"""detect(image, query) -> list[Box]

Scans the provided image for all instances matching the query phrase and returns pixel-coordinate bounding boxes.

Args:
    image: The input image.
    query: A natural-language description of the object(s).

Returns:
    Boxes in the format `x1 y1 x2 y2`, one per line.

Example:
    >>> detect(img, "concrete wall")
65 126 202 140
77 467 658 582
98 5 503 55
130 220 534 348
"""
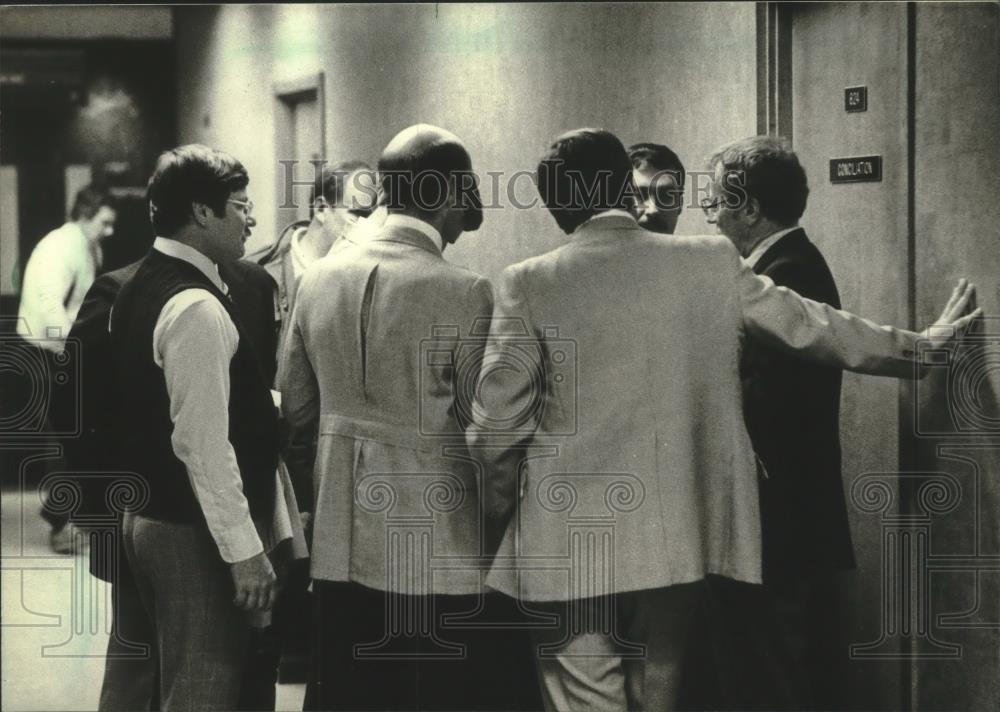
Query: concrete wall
791 5 910 707
790 3 1000 709
912 3 1000 711
174 3 757 282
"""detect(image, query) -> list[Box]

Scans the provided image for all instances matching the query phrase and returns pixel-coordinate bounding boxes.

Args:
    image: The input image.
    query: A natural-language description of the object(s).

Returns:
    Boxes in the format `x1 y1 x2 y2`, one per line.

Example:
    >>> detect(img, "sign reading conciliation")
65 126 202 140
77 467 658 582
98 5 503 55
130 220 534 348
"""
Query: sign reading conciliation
829 155 883 184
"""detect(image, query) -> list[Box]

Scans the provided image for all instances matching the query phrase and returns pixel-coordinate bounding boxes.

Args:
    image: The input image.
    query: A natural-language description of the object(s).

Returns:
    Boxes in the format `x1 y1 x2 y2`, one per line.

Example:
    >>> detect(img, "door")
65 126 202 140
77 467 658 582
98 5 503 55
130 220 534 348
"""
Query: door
273 73 325 235
773 3 1000 709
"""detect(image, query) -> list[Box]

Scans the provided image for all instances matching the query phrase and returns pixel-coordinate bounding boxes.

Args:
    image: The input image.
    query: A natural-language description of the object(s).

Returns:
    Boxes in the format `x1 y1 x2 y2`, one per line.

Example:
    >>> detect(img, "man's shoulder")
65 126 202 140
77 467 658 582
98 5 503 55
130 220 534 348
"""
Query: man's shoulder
86 261 142 305
663 232 734 253
225 257 276 288
435 256 489 288
244 220 307 267
758 230 840 304
30 222 81 256
758 229 833 274
101 261 143 288
505 231 733 280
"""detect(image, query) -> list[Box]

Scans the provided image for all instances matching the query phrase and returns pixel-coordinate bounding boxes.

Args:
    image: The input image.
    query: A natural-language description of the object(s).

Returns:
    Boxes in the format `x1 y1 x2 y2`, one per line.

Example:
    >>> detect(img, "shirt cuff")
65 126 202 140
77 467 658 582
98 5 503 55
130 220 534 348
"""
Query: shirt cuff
210 516 265 564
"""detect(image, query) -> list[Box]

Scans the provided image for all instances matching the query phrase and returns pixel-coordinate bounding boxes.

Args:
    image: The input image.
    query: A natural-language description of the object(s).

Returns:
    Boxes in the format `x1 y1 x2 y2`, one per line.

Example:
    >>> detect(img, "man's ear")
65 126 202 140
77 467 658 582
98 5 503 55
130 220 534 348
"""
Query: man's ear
313 196 330 220
743 196 763 226
452 172 483 231
191 201 212 227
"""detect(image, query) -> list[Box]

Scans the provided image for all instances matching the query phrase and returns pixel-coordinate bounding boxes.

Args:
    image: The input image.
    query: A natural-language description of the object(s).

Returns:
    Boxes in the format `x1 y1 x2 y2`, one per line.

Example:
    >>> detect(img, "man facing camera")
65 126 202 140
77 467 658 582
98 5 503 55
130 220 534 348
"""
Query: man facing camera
467 127 979 711
110 144 302 709
628 142 685 234
247 159 376 347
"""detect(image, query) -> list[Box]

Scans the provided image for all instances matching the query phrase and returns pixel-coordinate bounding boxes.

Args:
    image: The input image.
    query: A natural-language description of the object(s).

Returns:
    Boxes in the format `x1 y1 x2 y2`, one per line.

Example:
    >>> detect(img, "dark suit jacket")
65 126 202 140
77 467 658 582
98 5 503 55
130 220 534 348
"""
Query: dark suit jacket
58 255 280 582
245 221 317 511
741 228 855 582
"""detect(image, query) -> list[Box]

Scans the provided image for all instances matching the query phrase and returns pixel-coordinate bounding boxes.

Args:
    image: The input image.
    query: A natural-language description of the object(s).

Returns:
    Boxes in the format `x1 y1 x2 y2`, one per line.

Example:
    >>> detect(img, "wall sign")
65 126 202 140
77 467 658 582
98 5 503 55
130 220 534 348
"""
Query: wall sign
830 156 883 183
845 86 868 113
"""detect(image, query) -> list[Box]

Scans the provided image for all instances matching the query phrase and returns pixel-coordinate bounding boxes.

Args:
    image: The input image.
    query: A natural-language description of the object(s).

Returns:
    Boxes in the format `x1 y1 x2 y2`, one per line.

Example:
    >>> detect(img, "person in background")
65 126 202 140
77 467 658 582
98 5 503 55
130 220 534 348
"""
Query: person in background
16 184 116 553
247 160 376 346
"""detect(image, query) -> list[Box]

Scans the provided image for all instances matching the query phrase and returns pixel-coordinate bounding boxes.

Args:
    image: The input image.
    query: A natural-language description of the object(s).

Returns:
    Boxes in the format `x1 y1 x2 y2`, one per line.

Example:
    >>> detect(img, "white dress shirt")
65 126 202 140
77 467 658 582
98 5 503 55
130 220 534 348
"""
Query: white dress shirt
383 213 444 251
17 222 102 350
745 226 801 269
288 226 312 280
339 205 388 248
150 237 305 564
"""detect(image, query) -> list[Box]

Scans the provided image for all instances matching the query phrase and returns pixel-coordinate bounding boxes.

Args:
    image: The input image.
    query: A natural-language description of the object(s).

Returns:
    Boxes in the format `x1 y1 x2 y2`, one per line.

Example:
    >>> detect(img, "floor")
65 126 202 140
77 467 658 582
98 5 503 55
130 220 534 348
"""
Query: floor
0 487 306 711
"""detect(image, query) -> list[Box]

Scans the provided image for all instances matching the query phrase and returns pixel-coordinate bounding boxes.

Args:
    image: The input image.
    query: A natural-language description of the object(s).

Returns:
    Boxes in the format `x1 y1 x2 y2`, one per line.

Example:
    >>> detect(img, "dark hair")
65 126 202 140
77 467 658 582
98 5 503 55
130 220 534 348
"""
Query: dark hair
70 185 115 221
707 136 808 225
146 144 249 236
628 142 686 189
310 159 373 217
536 128 633 234
378 138 478 226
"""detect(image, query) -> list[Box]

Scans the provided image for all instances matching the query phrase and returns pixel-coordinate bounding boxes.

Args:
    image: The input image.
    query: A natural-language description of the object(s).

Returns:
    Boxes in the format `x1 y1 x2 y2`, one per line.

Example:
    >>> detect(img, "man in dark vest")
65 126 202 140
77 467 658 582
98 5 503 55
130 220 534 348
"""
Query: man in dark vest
110 144 300 709
59 251 288 710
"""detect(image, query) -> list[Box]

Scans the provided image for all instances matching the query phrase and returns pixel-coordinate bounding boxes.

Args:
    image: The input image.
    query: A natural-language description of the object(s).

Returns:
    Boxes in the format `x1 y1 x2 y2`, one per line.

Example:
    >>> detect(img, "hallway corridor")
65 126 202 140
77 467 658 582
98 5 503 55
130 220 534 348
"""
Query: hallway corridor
0 487 306 711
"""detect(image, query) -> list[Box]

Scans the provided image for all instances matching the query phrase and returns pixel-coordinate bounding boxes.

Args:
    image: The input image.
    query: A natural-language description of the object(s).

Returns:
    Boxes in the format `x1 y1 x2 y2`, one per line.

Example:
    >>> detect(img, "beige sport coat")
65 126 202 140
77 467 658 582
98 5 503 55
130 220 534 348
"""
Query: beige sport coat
468 214 920 601
280 222 493 595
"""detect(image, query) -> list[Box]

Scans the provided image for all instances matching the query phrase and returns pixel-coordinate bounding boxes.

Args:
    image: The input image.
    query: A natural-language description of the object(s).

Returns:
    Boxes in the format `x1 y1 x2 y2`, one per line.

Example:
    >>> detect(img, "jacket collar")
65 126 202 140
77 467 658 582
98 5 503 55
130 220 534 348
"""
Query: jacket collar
571 211 642 244
373 222 443 257
752 227 808 271
249 219 306 260
152 237 226 292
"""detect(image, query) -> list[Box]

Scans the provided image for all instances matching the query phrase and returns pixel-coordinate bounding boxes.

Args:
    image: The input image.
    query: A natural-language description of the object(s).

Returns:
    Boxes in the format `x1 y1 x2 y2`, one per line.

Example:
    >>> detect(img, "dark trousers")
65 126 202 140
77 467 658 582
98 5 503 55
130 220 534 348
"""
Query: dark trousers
6 338 72 530
305 581 544 711
678 573 849 711
99 571 159 711
271 556 312 682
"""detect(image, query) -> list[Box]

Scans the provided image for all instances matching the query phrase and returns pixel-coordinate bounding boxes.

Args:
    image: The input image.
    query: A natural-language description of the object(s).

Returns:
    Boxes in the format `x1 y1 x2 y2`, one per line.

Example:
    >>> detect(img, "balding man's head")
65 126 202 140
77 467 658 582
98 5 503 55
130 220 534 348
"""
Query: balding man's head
378 124 483 242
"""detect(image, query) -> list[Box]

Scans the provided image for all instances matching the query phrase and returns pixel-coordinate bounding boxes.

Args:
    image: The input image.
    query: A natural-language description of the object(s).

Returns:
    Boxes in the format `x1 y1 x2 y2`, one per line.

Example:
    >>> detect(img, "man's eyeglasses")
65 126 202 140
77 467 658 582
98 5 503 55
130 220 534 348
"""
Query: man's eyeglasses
228 199 254 216
699 195 746 214
699 197 723 214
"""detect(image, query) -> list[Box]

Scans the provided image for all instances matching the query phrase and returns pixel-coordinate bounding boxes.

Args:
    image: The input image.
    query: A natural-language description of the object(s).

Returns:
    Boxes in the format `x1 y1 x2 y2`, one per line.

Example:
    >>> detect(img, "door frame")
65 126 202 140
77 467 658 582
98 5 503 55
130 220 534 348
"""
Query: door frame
273 71 326 234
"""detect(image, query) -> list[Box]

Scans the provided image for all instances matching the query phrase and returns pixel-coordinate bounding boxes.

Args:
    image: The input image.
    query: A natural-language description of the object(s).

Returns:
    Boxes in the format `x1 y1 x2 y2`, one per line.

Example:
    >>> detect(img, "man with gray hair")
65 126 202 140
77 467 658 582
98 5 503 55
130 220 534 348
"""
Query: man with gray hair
684 135 854 709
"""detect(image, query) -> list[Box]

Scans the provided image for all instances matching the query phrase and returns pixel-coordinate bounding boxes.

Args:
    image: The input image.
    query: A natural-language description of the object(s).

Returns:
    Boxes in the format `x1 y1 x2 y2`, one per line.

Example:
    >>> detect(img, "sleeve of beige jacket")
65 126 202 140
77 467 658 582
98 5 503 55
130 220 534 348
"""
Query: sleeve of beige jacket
466 266 543 522
736 254 923 379
277 287 320 432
